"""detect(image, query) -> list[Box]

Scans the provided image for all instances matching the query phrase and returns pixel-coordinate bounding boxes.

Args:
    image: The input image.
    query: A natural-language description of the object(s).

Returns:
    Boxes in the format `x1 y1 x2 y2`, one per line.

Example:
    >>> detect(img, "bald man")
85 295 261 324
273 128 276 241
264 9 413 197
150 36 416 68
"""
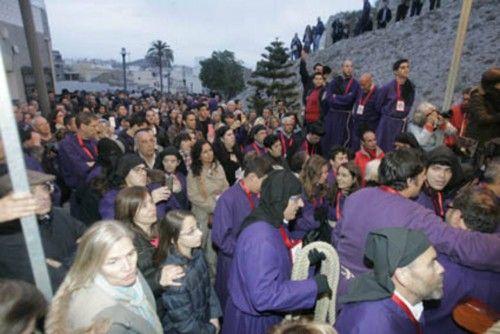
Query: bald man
349 73 382 150
322 59 360 154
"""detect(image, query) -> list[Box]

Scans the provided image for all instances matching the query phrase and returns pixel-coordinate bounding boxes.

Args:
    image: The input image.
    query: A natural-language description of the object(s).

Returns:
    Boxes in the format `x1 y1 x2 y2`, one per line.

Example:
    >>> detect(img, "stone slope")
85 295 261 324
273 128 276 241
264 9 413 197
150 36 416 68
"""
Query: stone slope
238 0 499 111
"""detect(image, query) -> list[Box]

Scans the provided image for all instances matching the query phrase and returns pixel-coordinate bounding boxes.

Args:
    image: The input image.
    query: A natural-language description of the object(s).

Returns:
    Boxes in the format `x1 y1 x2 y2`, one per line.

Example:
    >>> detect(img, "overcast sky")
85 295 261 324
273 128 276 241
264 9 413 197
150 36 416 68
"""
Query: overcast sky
45 0 362 69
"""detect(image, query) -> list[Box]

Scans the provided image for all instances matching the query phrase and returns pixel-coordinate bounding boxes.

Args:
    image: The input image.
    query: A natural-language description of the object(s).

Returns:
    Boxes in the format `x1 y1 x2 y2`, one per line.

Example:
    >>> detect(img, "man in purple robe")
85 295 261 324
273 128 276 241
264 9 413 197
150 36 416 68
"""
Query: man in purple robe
321 59 360 153
243 124 268 155
222 170 331 334
415 145 462 219
424 186 500 334
376 59 416 152
212 156 273 309
336 228 444 334
349 73 382 150
332 149 500 299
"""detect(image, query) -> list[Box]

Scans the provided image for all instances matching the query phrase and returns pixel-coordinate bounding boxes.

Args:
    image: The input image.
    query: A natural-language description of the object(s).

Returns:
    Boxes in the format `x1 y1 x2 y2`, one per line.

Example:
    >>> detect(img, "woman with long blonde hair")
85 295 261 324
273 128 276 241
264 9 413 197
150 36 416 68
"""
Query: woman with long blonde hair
45 220 163 333
288 155 330 239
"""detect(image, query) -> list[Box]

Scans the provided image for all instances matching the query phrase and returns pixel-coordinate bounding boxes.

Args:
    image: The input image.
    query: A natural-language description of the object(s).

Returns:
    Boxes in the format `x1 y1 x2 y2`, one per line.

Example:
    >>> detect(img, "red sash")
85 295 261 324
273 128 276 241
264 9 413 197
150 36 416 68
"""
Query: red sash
239 180 255 210
379 185 400 195
336 192 343 220
279 133 293 157
76 134 97 160
391 294 423 334
279 225 302 260
433 191 444 218
359 86 375 106
252 143 265 155
344 78 354 95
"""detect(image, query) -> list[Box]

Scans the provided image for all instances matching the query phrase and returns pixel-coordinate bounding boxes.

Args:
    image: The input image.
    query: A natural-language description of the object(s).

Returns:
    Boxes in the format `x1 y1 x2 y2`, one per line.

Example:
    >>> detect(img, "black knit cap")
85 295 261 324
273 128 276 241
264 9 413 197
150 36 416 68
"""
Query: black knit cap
341 227 431 304
111 153 144 187
240 170 302 231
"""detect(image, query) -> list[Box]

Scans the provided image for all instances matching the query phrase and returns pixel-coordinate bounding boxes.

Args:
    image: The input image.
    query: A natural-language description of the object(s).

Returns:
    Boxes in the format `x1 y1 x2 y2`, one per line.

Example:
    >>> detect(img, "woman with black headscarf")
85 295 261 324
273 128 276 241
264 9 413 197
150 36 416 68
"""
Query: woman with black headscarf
222 170 331 334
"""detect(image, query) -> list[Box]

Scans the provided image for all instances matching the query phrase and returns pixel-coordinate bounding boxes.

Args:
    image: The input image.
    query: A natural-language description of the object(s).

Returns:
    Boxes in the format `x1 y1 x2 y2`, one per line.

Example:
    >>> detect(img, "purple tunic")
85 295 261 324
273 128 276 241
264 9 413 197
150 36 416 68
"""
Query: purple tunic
335 297 421 334
243 143 266 156
212 182 258 309
222 222 318 334
57 133 97 189
375 80 415 152
423 254 500 334
414 188 451 219
321 77 360 153
332 187 500 298
349 86 382 150
291 191 328 239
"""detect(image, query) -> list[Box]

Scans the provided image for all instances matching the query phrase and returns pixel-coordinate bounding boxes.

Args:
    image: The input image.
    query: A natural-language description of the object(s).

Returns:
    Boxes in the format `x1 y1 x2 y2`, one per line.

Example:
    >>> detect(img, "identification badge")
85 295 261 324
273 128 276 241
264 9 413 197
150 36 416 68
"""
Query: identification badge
396 100 405 112
356 105 365 115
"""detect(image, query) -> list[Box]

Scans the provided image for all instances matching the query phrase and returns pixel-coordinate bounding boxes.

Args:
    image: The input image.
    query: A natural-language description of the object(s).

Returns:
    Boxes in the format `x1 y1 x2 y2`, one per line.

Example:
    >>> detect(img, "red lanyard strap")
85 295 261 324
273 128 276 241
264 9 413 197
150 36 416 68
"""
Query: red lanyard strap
396 81 402 101
379 185 400 195
391 294 422 334
336 192 343 220
344 78 354 95
252 143 265 155
360 86 375 106
279 225 301 259
280 133 293 156
240 180 255 210
433 191 444 218
76 134 97 160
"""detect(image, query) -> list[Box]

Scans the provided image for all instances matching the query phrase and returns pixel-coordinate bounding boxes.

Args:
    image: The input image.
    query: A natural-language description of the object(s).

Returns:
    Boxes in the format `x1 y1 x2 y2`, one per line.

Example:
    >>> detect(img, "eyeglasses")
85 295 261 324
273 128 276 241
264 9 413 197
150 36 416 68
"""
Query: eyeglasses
179 226 200 237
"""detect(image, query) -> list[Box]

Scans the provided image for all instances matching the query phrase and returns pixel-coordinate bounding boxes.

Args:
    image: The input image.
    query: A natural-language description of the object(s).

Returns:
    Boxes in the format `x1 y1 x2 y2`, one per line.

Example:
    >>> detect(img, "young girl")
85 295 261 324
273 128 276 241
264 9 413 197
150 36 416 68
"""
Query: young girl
155 210 222 334
154 146 190 209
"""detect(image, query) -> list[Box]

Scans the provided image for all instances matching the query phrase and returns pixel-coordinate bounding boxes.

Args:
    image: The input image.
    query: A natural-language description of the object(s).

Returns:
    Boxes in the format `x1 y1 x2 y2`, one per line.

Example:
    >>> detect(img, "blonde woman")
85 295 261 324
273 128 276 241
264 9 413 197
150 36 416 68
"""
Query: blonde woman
45 221 163 333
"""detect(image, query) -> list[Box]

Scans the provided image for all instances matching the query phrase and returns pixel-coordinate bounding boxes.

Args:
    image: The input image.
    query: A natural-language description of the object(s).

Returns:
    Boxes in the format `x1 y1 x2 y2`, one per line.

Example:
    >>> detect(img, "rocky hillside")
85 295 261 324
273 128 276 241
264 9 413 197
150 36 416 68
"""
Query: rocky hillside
238 0 499 111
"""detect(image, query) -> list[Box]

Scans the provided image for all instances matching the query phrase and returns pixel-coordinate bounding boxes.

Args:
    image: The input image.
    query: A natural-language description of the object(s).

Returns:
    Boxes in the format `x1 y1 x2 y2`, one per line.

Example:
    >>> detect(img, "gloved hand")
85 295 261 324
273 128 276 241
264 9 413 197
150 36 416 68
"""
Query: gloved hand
308 249 326 266
302 229 320 246
314 206 328 223
314 274 332 296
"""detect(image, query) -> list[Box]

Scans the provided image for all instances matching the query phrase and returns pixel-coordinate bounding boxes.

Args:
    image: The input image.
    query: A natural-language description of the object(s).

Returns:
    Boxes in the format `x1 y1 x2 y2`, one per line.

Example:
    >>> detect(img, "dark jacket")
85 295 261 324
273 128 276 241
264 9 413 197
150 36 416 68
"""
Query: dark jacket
161 248 222 334
134 231 162 297
464 87 500 146
0 207 86 290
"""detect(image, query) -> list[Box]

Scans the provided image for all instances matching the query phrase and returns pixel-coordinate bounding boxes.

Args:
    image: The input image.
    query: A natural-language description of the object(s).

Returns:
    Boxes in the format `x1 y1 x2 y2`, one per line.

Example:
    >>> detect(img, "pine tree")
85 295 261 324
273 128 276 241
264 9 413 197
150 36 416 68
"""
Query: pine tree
247 38 300 114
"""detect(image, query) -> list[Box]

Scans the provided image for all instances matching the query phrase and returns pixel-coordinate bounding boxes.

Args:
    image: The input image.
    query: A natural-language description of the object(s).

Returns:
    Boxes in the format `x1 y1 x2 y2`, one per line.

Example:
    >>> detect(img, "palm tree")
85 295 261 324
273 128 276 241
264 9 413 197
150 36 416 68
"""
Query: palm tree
146 40 174 93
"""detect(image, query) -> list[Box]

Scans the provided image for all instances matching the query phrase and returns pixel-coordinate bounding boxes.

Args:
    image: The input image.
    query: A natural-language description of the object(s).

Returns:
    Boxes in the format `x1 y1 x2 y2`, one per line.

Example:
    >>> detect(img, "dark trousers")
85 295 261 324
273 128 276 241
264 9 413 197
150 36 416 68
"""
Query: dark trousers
410 0 423 16
429 0 441 10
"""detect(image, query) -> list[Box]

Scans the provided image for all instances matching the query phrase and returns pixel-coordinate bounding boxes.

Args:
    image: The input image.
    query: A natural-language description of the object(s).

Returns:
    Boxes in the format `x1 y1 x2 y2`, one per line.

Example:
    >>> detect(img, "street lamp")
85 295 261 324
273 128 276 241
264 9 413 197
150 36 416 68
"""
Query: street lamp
120 47 127 91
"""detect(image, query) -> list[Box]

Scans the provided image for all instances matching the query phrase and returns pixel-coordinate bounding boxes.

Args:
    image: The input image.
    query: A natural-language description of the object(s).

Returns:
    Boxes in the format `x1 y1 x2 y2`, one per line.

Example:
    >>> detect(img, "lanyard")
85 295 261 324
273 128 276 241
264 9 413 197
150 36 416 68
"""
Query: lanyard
336 192 343 220
312 195 324 208
344 78 354 95
391 294 422 334
76 134 97 160
252 143 265 155
433 191 444 218
359 86 375 106
396 81 403 101
279 225 302 260
280 133 293 157
303 140 316 155
379 186 401 196
239 180 255 210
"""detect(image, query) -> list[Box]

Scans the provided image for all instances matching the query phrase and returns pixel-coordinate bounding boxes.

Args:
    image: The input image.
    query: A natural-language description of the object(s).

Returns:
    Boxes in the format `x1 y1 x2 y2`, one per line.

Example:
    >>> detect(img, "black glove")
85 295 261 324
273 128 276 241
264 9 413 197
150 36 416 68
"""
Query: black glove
302 229 320 246
314 274 332 296
314 206 328 223
308 249 326 266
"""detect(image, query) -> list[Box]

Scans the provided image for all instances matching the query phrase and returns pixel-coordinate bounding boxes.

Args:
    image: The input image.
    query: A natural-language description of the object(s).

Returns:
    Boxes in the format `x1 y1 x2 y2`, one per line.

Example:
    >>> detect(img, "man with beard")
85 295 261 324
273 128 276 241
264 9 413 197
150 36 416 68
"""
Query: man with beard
322 59 360 151
376 59 416 152
336 228 444 333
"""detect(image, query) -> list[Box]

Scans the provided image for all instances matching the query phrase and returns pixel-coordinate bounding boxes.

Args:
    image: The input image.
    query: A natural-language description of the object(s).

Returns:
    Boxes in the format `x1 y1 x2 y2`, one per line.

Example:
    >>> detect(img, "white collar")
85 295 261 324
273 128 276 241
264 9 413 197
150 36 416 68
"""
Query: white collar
393 290 424 321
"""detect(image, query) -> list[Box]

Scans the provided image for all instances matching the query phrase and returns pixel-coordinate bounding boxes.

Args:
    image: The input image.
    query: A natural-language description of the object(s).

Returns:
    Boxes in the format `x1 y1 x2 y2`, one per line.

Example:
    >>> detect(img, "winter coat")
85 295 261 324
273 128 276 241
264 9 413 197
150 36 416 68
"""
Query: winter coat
161 248 222 333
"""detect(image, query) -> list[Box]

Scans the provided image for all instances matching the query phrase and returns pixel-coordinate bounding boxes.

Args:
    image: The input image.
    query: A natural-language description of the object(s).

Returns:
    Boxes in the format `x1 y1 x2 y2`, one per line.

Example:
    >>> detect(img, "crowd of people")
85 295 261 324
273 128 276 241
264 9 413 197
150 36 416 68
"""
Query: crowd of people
0 52 499 333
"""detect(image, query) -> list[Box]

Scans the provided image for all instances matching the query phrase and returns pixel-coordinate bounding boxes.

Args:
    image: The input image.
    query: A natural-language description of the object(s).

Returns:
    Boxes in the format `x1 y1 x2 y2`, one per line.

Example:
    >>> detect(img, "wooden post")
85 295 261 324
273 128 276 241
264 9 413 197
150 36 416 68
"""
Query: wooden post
18 0 52 116
442 0 474 111
0 48 53 299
